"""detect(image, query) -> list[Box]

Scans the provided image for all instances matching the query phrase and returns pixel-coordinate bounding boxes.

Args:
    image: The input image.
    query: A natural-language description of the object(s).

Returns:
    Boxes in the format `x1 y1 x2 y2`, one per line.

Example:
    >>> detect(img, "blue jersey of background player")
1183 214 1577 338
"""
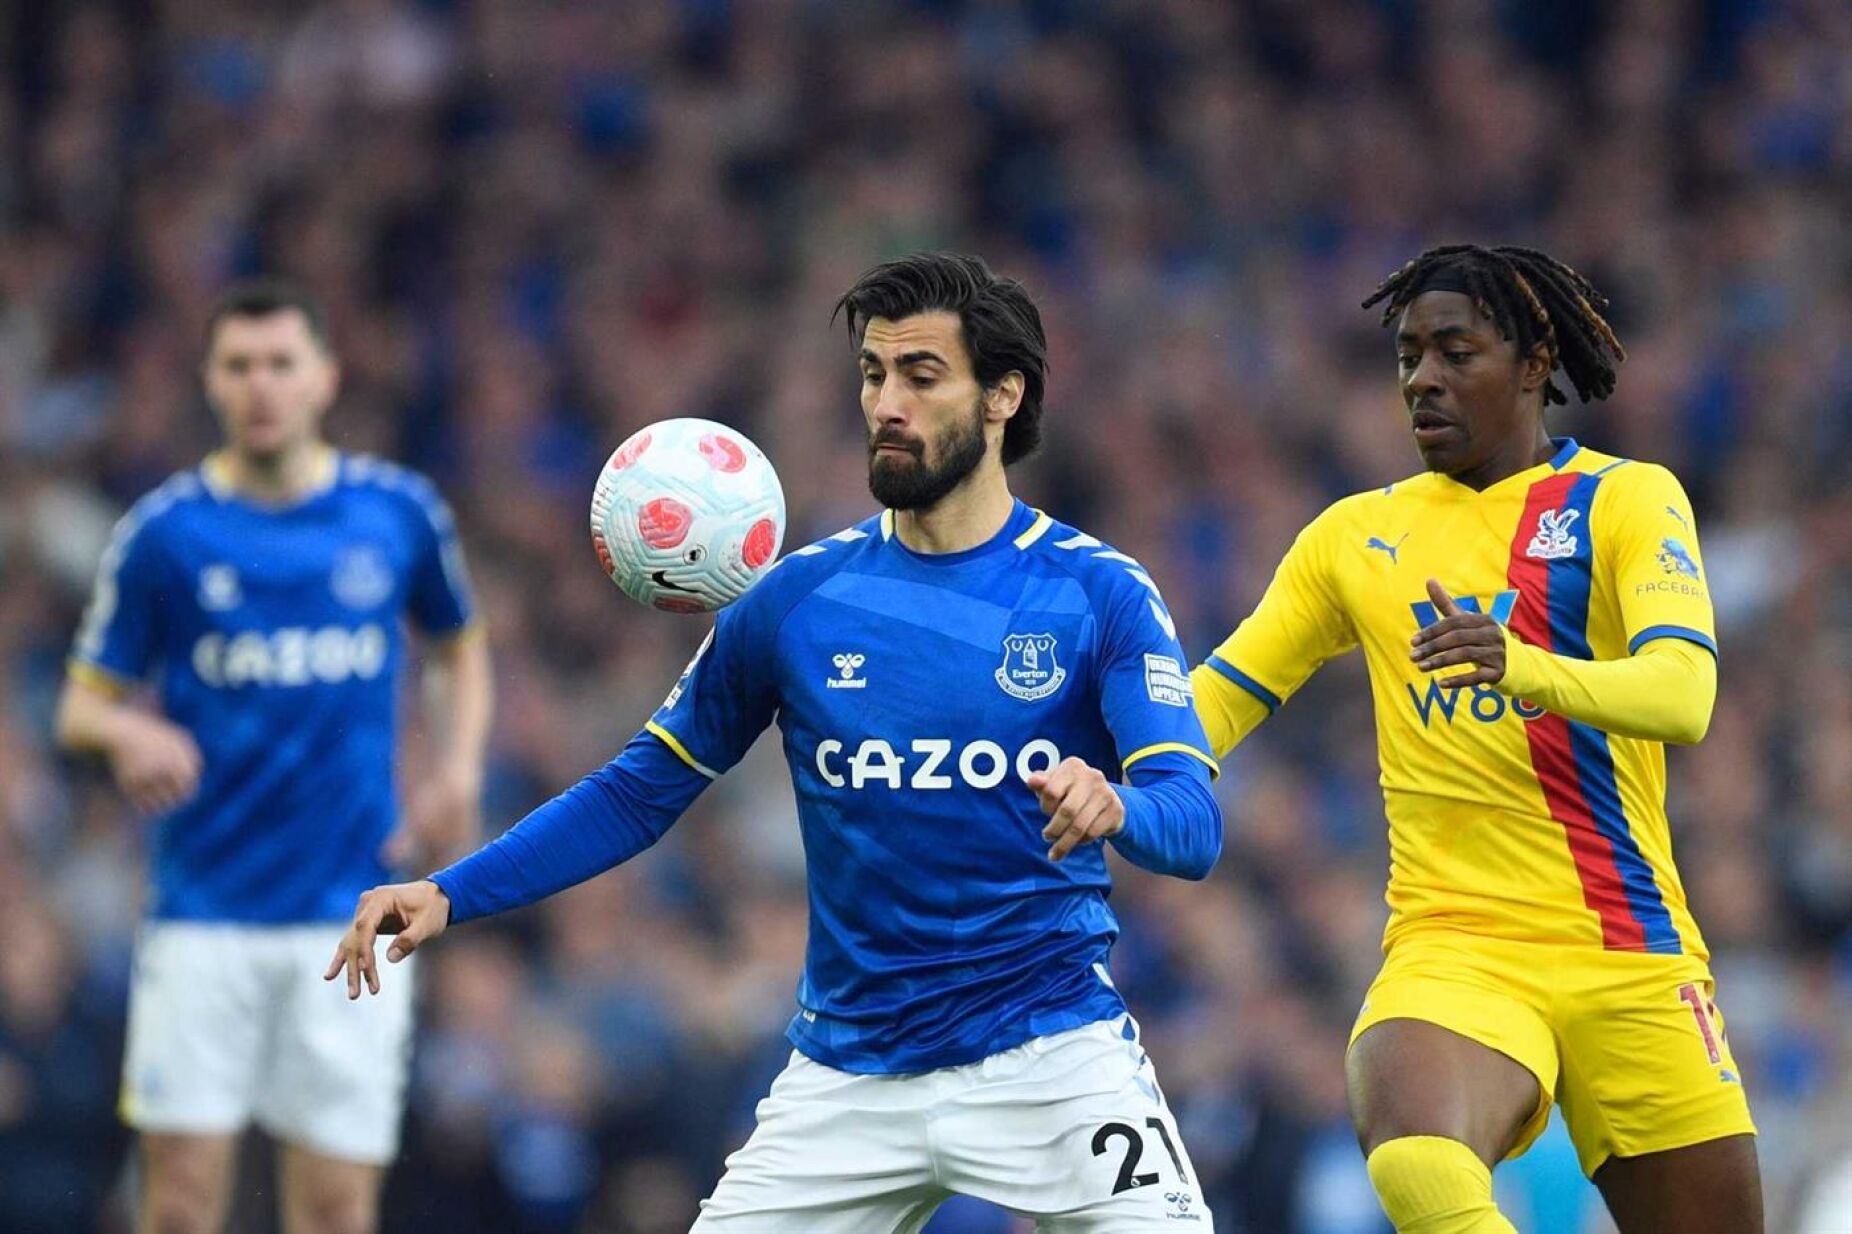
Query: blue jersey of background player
63 315 484 922
333 254 1224 1231
56 281 493 1234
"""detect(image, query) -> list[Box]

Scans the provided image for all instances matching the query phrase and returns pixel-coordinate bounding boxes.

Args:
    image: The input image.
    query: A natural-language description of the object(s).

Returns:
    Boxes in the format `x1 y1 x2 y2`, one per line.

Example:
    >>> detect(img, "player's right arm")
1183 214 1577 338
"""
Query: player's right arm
56 496 203 813
328 596 779 998
1190 507 1358 757
55 678 203 814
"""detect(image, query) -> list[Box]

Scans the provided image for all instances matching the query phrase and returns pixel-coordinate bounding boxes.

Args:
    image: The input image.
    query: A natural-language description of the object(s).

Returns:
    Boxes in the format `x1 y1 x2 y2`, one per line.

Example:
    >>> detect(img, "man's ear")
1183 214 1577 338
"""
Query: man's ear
985 371 1025 422
1520 342 1553 393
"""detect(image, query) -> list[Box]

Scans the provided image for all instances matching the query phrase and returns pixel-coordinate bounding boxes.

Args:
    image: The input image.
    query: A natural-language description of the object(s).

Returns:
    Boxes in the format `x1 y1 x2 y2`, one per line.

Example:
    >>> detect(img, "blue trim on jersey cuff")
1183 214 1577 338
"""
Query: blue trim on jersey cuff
1628 625 1718 657
1205 655 1280 712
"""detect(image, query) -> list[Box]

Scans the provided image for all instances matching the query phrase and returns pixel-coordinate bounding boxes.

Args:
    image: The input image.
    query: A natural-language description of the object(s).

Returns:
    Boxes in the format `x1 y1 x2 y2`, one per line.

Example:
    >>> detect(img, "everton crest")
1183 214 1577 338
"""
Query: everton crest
332 545 395 610
995 633 1066 701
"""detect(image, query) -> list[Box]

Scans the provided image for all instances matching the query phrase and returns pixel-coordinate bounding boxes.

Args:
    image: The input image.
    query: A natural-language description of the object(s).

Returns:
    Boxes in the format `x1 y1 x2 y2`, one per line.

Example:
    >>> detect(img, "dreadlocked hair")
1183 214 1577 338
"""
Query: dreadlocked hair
1361 244 1627 406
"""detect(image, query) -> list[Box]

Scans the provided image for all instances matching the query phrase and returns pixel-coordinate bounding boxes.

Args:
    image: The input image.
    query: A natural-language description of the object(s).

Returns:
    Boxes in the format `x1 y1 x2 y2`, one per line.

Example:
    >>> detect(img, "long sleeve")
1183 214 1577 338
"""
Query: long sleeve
430 728 712 924
1107 755 1222 880
1192 505 1357 758
1189 666 1275 759
1498 633 1716 745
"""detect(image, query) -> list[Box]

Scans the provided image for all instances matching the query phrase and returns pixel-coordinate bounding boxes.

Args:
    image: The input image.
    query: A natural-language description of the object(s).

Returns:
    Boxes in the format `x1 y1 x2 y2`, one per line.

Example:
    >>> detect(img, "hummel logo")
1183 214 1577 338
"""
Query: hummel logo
1365 533 1408 564
827 652 867 690
1526 507 1581 560
1667 505 1692 533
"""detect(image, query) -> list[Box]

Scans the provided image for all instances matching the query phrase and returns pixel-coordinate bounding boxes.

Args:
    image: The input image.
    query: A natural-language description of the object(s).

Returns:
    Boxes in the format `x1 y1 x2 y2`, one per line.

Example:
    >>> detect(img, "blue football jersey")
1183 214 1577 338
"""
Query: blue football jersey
647 500 1218 1072
70 451 475 923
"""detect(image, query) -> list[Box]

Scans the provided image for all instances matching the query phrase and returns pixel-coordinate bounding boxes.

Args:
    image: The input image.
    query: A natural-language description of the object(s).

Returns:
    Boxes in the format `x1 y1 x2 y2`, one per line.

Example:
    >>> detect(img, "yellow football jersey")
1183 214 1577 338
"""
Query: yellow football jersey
1195 440 1716 957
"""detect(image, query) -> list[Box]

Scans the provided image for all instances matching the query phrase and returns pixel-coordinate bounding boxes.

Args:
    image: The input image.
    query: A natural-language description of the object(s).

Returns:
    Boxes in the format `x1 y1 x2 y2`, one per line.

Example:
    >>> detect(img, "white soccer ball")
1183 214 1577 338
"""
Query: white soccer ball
589 417 786 613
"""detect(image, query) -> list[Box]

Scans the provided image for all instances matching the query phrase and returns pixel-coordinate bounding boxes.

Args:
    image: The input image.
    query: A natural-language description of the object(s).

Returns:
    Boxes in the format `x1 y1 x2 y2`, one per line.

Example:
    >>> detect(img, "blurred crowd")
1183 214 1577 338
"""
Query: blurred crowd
1 0 1848 1231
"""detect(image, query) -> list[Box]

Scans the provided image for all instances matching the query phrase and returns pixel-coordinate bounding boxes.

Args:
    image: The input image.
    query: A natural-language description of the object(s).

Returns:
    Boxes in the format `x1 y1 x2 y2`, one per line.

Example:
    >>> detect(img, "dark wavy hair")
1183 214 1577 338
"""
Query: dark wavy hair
1362 244 1626 405
833 253 1048 465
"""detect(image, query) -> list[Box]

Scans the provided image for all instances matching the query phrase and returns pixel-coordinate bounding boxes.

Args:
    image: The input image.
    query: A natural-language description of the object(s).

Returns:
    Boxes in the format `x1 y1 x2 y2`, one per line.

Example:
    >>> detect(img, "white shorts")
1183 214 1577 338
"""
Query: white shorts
694 1016 1212 1232
121 921 414 1165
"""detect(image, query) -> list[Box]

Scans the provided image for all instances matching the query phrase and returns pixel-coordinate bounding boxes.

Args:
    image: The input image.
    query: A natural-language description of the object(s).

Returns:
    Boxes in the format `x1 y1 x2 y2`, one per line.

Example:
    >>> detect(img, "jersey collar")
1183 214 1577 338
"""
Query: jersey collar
1431 437 1582 498
881 499 1045 563
201 445 340 508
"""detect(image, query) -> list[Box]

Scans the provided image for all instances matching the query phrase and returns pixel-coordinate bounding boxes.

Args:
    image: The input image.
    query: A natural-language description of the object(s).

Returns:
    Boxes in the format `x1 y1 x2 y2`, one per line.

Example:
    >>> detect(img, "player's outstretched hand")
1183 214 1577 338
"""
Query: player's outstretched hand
1028 757 1126 862
324 880 451 1000
1410 577 1506 688
107 713 203 814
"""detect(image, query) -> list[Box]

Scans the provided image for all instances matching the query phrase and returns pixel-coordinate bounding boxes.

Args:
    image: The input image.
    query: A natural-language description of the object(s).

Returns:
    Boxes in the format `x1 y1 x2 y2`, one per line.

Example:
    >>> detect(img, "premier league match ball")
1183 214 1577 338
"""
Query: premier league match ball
590 417 787 613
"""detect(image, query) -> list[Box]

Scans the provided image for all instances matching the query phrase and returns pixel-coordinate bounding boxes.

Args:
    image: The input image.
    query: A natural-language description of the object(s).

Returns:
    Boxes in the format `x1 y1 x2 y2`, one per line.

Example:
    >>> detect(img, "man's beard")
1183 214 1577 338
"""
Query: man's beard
867 399 989 511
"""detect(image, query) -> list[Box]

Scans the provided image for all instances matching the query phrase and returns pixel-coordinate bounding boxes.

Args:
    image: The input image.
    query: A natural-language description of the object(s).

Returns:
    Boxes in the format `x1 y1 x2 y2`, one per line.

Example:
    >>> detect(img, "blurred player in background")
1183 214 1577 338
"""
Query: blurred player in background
1191 244 1760 1233
56 281 493 1234
329 253 1223 1231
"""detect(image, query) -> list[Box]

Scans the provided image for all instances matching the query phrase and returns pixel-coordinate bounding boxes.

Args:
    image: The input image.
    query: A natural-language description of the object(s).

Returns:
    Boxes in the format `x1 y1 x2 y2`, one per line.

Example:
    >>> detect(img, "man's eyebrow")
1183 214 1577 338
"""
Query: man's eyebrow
1396 324 1480 345
860 347 949 364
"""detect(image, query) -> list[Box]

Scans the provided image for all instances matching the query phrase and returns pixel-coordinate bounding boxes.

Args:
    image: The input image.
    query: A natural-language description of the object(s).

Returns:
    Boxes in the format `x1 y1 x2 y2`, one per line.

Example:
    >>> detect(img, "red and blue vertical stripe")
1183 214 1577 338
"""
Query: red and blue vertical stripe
1506 464 1683 955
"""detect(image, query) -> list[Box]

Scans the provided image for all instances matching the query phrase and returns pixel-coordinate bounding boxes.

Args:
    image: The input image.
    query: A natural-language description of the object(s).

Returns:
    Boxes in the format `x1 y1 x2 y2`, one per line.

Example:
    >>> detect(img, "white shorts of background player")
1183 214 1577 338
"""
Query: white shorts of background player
121 921 413 1165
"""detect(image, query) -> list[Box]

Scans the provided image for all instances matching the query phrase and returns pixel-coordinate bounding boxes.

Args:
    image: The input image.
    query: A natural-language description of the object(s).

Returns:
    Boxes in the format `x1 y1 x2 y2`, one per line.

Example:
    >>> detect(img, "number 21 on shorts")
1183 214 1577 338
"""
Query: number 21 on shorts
1092 1116 1190 1195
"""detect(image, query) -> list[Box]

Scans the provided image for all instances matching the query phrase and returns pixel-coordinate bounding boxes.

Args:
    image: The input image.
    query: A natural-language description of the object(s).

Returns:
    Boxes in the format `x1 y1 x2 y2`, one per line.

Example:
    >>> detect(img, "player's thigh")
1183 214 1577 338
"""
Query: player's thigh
123 923 275 1137
1593 1135 1763 1234
937 1017 1212 1231
278 1141 385 1234
255 927 414 1167
1347 937 1557 1165
139 1131 241 1234
1554 959 1757 1179
692 1051 947 1233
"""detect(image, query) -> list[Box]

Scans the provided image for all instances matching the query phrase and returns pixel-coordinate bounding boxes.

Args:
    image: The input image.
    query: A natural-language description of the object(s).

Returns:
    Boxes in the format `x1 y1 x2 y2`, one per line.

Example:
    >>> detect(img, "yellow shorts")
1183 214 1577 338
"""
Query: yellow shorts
1349 931 1756 1176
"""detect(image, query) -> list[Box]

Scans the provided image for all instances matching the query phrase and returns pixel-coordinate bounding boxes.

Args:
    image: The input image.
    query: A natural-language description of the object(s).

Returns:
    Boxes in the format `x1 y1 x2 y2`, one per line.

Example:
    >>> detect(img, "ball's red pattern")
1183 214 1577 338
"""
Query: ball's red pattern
698 432 747 473
610 431 652 470
742 518 777 568
638 496 693 549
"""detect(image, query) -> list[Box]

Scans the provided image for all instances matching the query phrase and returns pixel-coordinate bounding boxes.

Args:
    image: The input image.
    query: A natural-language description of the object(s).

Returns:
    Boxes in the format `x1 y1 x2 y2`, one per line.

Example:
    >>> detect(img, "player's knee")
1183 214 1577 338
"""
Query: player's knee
286 1190 376 1234
284 1173 378 1234
143 1188 221 1234
1365 1136 1516 1234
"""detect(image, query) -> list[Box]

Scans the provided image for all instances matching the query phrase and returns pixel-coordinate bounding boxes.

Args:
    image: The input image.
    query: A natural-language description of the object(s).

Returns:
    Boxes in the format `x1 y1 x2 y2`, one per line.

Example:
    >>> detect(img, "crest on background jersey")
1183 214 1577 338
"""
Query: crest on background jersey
1657 537 1700 579
995 633 1066 701
1526 507 1581 560
197 564 241 611
331 545 394 609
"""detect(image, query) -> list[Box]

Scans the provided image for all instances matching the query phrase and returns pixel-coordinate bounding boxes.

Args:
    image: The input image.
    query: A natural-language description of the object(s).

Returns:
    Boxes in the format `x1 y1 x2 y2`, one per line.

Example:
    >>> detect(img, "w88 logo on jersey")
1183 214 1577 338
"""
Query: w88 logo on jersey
1406 679 1545 727
1404 589 1543 726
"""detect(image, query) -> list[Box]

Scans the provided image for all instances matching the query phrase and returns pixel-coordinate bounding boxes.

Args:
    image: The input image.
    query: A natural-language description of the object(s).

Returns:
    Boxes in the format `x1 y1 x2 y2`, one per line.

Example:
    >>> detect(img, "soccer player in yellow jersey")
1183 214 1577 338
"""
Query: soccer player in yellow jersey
1192 245 1760 1233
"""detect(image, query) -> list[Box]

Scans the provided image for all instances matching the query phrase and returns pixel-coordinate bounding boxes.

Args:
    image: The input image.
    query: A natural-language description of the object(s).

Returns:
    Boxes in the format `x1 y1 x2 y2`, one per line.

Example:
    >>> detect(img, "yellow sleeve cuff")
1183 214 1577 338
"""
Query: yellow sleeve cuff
66 658 133 697
1495 629 1714 745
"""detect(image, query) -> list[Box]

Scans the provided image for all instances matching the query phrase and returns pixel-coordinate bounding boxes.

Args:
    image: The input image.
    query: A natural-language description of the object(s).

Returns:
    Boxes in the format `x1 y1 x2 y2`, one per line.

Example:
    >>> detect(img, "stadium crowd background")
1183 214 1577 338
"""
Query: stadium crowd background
0 0 1847 1230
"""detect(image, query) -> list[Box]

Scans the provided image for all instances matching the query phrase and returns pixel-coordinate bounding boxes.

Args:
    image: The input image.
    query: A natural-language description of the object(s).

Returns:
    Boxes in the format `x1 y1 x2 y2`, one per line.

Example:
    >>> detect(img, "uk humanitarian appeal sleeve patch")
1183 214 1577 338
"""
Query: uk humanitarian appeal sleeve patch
1143 653 1192 707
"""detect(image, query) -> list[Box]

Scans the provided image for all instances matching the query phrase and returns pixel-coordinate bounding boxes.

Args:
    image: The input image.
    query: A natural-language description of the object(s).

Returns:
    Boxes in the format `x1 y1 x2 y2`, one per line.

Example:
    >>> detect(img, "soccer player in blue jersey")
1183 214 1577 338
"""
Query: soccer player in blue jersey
56 282 493 1234
329 253 1223 1231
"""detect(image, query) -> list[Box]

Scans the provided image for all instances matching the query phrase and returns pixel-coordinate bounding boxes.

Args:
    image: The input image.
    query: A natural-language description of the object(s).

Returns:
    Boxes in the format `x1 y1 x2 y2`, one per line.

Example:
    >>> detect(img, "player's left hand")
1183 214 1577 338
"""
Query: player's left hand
1028 757 1125 862
1410 577 1506 688
385 766 482 871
